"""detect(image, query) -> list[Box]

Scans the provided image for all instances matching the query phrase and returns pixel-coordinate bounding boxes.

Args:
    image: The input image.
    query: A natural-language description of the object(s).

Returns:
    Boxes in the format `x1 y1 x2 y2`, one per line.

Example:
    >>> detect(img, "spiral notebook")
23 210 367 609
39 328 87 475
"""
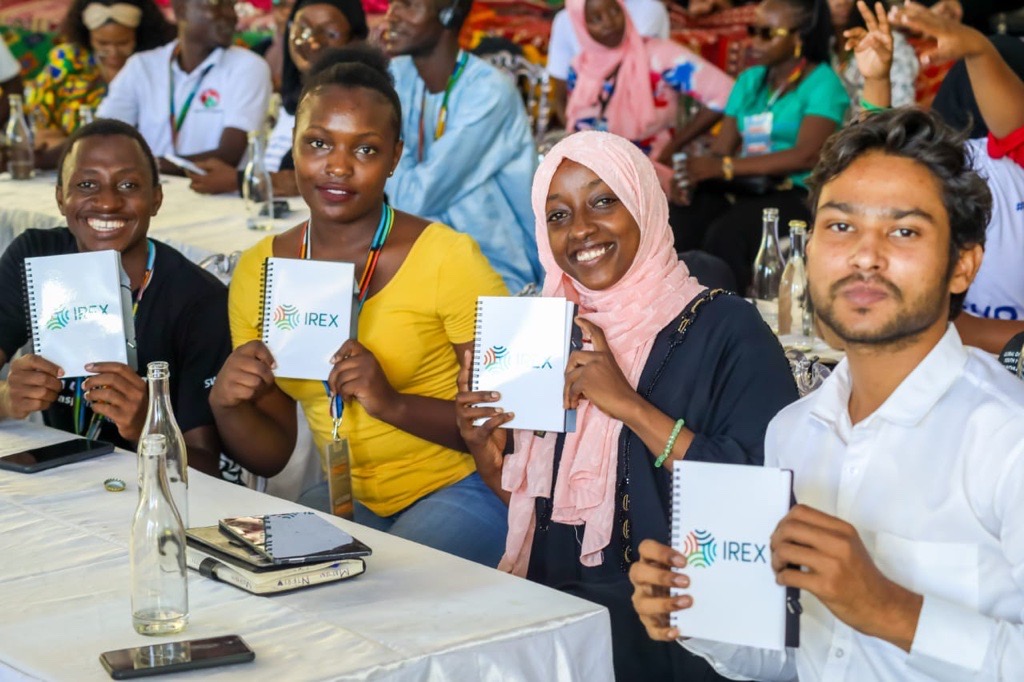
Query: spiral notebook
260 257 355 380
472 296 579 433
670 461 799 650
22 250 136 377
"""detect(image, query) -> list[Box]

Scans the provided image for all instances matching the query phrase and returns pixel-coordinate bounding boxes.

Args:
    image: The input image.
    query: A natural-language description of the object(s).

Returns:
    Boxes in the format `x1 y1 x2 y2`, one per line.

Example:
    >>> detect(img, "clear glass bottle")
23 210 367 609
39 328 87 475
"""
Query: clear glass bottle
131 434 189 636
78 104 95 127
138 361 189 529
778 220 812 345
751 207 784 330
5 94 33 180
242 131 274 231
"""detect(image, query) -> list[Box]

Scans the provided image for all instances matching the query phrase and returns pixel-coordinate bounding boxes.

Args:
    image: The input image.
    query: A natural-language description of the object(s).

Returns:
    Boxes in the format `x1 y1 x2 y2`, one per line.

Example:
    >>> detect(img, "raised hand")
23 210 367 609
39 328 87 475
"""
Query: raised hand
564 317 638 420
326 339 399 421
454 349 511 488
209 340 278 409
890 0 987 66
4 354 63 419
82 362 147 441
629 539 693 641
845 1 894 82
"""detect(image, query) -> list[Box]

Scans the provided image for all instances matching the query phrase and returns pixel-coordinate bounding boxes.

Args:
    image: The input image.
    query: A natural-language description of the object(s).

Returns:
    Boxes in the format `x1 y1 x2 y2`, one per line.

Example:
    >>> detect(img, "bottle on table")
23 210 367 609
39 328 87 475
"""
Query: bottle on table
78 104 95 128
5 94 34 180
671 151 691 206
131 434 189 636
242 130 274 231
778 220 813 346
751 207 784 330
138 361 189 529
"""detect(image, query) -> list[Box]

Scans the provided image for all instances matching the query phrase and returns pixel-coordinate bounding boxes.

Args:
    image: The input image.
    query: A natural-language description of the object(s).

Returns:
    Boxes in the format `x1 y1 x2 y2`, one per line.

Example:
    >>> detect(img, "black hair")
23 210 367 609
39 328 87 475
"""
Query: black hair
806 108 991 319
776 0 833 64
932 34 1024 140
57 118 160 188
437 0 473 32
297 44 403 140
280 0 370 115
61 0 176 52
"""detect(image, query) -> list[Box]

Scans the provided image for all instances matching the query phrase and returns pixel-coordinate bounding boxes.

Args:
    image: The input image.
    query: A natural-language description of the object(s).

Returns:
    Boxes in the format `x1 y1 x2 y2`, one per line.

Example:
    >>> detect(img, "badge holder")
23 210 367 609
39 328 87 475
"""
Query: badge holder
325 411 355 520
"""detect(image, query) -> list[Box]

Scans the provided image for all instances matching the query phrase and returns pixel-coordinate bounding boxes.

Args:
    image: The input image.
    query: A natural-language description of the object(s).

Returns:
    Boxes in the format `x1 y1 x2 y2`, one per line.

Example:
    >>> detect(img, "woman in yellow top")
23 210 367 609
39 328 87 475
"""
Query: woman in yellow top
211 47 510 566
28 0 174 146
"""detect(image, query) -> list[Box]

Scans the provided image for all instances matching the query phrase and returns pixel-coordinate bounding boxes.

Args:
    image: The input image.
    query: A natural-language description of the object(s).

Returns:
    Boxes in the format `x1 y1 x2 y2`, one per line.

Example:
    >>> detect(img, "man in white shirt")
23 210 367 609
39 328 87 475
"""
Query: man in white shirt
98 0 271 171
546 0 669 122
629 107 1024 680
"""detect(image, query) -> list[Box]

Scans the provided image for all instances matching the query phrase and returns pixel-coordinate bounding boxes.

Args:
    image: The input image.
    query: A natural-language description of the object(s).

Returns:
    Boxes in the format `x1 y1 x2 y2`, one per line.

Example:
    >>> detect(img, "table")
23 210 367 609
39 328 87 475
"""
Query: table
0 173 308 267
0 421 613 681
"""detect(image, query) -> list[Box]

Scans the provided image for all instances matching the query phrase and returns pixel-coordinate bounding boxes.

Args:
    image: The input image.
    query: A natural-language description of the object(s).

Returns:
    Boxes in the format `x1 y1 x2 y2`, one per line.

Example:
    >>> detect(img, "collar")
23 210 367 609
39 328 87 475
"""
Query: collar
809 324 969 430
169 40 225 77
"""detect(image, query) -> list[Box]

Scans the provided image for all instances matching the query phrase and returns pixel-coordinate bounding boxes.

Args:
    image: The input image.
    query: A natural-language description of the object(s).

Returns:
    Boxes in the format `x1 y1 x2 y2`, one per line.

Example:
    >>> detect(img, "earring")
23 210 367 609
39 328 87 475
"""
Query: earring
794 41 802 59
388 171 394 177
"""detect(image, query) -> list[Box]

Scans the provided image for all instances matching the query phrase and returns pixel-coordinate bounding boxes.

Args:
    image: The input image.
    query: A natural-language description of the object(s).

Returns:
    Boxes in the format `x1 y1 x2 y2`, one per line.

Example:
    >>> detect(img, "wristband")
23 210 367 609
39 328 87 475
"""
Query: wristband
655 418 686 468
859 97 887 114
721 155 734 182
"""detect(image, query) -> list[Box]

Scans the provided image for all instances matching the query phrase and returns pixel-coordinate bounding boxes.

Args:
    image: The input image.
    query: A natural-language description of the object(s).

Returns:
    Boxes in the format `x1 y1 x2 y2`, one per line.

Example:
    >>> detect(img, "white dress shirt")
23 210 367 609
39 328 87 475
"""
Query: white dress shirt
962 137 1024 323
545 0 670 80
684 325 1024 681
98 40 271 158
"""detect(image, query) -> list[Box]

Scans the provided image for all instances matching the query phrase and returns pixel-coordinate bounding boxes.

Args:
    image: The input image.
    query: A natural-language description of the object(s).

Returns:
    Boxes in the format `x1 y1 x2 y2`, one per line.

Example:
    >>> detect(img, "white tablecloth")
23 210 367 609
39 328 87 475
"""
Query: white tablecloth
0 173 308 264
0 423 613 682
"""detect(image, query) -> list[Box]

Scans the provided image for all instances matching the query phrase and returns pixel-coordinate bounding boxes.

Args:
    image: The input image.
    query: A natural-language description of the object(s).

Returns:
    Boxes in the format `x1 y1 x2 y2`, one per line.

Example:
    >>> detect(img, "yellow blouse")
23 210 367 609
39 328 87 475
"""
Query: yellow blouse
229 223 508 516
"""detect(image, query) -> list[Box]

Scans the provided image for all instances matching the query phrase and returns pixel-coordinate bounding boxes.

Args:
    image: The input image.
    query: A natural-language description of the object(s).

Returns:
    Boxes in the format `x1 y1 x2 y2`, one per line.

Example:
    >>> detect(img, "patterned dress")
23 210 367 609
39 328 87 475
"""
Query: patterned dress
27 43 107 136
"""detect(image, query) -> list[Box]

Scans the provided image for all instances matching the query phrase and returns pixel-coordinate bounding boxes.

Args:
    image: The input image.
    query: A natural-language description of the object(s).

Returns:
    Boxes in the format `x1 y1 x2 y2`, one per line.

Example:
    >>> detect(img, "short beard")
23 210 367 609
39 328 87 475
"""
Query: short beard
812 272 950 349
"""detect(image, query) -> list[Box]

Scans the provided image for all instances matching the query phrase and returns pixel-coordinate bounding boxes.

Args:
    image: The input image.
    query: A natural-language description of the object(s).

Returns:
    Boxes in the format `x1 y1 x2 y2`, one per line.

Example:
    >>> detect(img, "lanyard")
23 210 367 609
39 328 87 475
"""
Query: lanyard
300 205 396 439
765 58 807 109
168 46 216 152
78 239 156 438
416 50 469 163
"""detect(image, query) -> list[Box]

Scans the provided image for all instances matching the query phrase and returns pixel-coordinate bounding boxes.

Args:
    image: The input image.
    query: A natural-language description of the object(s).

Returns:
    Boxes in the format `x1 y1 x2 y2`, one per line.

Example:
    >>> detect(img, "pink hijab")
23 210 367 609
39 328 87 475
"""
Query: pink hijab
498 131 706 576
564 0 661 142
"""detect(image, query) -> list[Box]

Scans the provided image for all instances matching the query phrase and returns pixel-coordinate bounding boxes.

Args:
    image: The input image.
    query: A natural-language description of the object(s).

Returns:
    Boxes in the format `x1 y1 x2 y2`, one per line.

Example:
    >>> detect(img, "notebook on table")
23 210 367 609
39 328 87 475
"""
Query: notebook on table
259 257 355 380
670 460 798 650
23 250 136 377
471 296 579 433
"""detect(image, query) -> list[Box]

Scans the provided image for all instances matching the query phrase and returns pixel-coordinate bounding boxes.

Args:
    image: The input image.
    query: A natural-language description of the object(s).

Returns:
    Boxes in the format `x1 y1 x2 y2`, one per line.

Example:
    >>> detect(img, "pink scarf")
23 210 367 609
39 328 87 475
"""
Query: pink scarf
564 0 661 142
498 131 706 576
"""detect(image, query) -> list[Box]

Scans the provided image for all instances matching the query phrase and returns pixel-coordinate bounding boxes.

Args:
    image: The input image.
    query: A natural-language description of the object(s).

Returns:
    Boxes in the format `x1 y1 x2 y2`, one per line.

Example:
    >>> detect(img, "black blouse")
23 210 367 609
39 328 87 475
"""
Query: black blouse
527 289 799 681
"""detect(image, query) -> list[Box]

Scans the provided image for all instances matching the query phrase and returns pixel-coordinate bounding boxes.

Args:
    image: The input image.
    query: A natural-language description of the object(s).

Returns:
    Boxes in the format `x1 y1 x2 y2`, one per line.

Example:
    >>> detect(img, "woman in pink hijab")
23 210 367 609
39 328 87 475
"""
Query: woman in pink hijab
563 0 734 192
455 131 797 680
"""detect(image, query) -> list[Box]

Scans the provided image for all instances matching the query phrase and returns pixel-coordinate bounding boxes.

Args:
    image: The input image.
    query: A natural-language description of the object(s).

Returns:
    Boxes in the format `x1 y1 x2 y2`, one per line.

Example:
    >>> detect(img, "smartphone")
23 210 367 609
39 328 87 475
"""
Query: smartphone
0 438 114 473
161 154 207 176
99 635 255 679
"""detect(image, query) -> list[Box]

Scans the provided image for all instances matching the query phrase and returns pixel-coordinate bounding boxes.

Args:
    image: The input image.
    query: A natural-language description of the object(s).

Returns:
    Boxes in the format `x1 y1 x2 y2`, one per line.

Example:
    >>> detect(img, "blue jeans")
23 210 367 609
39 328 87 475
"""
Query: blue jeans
298 473 508 568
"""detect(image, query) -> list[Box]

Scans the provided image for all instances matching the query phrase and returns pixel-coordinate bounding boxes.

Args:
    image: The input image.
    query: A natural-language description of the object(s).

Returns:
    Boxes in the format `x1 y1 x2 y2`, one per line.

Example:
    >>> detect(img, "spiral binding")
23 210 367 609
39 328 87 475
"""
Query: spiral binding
669 465 686 610
259 258 273 345
471 298 485 391
21 259 42 355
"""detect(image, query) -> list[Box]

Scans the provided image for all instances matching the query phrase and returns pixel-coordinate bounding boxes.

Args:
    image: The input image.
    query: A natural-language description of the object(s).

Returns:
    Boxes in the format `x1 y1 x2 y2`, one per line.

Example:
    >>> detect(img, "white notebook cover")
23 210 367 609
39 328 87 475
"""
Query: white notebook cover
670 461 794 650
23 250 131 377
261 257 355 380
471 296 576 433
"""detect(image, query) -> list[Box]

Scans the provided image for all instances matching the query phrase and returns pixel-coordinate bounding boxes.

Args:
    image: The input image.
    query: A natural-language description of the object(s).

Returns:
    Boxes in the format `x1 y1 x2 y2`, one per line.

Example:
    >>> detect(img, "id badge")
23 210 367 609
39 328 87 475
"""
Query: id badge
743 112 774 156
325 438 355 520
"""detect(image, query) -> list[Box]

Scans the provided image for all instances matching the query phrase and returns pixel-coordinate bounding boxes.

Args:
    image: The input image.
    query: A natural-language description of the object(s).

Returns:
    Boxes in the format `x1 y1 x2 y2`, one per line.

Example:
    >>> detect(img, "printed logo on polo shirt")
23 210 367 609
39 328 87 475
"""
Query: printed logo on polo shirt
45 304 110 331
683 529 768 568
479 346 556 371
273 304 341 330
199 89 221 109
1016 201 1023 212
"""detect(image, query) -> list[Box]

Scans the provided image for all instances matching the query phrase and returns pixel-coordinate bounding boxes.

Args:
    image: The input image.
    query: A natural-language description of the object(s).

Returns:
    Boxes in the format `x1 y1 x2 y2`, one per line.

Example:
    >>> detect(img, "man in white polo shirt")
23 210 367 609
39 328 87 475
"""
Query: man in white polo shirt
546 0 669 122
98 0 271 170
629 108 1024 680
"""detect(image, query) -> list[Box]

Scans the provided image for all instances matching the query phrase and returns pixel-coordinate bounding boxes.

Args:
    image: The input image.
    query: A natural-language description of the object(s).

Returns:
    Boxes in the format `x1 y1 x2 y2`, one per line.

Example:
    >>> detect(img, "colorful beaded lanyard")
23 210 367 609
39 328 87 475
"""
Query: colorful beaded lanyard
76 239 156 439
765 57 808 108
300 205 396 435
417 50 469 162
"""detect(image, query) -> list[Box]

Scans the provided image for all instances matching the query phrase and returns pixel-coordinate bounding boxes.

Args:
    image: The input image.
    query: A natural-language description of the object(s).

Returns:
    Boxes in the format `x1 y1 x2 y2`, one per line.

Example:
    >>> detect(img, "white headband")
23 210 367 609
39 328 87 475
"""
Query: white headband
82 3 144 30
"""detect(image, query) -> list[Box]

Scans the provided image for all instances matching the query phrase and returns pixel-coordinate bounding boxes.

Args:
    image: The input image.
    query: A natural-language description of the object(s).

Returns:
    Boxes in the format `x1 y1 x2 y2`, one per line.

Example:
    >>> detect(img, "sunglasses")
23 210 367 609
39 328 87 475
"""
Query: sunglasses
747 25 792 41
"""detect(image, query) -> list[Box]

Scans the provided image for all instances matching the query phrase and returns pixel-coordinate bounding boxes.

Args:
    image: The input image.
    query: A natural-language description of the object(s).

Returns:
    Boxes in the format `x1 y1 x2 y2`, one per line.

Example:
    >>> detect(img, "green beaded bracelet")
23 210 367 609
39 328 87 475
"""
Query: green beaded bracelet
655 418 686 468
859 97 887 114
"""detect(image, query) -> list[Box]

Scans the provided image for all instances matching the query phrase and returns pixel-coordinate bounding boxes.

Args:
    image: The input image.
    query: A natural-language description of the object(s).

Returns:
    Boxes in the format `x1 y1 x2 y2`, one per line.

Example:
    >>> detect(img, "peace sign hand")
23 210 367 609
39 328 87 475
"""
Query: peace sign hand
889 0 988 66
563 318 640 421
845 1 894 82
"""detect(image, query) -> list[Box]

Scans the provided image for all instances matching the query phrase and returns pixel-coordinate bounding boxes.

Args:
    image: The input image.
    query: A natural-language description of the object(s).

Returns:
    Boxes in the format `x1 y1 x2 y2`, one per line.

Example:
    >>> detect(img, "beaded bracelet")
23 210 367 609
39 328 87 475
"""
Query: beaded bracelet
655 418 686 468
859 97 887 114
